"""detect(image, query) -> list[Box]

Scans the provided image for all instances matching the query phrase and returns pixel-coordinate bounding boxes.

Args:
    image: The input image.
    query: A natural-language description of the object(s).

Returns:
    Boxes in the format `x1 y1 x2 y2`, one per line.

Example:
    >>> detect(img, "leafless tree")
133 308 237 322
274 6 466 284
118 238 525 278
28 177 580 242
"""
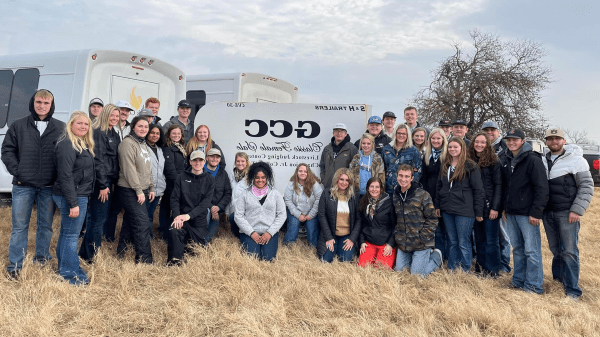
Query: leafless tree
412 30 552 139
562 127 597 145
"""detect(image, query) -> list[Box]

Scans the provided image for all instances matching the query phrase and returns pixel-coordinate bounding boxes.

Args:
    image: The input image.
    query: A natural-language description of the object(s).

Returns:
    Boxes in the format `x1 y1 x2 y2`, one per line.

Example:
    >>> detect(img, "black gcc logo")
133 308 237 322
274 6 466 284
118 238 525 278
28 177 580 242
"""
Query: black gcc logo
245 120 321 139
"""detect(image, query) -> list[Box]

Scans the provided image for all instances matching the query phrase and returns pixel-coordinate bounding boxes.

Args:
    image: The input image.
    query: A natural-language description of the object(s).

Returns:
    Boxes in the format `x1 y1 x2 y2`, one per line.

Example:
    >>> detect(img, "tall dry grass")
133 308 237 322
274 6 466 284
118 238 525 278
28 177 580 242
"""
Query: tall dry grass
0 189 599 336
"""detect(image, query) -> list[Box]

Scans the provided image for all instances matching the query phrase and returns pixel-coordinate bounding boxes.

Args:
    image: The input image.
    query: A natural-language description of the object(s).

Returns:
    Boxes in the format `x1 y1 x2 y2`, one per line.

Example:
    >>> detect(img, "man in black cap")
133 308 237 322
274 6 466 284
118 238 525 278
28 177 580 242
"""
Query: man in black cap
88 98 103 122
382 111 396 139
501 128 548 294
438 119 452 139
452 119 470 146
163 99 194 143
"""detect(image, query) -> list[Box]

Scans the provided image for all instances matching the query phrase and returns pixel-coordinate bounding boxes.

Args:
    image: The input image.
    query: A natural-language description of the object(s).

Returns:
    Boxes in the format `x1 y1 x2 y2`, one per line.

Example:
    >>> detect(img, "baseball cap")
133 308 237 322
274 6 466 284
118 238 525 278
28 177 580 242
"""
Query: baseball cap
190 150 206 161
545 127 565 139
382 111 396 119
504 129 526 140
89 98 104 107
481 120 500 130
368 116 382 124
115 100 134 111
207 148 222 157
333 123 347 131
438 119 452 127
178 100 191 108
137 108 154 117
452 119 468 126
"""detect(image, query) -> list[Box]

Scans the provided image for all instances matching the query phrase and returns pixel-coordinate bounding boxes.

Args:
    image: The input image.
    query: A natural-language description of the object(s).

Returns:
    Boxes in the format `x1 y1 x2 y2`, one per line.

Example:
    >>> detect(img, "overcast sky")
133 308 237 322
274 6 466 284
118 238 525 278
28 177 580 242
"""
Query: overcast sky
2 0 598 142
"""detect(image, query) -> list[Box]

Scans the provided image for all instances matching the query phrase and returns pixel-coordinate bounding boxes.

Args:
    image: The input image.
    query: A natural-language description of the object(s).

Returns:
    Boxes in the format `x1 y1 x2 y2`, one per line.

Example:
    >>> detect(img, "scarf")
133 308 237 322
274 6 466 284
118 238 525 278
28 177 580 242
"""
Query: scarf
174 142 187 157
252 184 269 199
233 168 246 182
366 195 380 217
431 149 441 163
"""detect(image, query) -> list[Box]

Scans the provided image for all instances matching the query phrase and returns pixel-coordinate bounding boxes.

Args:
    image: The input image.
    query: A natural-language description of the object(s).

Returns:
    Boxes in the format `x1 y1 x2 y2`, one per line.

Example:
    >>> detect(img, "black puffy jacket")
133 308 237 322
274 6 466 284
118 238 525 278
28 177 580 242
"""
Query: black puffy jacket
501 143 549 219
163 144 187 187
358 193 396 247
92 127 121 189
317 189 361 257
209 165 232 212
435 161 485 218
474 158 503 217
1 93 65 187
52 138 95 208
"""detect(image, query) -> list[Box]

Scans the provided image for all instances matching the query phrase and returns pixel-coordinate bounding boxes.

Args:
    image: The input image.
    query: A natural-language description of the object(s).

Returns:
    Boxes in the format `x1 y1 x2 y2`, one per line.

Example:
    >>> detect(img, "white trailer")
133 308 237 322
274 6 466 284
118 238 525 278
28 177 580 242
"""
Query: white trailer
0 49 186 192
186 72 298 121
194 102 371 192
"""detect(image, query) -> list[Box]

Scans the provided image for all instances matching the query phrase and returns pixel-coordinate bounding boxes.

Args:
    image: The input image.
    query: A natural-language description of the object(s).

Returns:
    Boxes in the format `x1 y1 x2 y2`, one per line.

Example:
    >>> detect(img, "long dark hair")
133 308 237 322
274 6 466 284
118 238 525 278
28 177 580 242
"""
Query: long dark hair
467 133 498 168
358 177 383 212
246 162 275 187
146 124 164 147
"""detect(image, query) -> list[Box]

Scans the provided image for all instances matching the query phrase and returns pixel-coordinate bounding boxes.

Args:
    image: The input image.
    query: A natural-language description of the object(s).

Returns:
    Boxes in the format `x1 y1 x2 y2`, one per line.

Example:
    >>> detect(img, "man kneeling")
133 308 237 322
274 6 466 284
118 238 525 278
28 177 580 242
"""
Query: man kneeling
167 150 215 265
393 164 441 276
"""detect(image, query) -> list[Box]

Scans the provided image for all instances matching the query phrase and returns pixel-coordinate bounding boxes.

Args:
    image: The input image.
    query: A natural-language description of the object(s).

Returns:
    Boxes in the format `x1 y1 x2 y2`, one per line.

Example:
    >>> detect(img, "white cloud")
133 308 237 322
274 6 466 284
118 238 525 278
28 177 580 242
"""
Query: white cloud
93 0 486 63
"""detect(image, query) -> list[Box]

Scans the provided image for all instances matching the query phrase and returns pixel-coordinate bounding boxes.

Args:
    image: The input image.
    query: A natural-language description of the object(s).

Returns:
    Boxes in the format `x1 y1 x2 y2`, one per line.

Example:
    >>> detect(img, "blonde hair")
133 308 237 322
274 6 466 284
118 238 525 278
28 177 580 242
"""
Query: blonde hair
330 168 355 201
358 133 375 154
93 104 119 132
61 111 95 157
34 89 53 100
390 124 413 150
234 152 251 176
412 127 428 152
186 125 213 155
424 128 448 166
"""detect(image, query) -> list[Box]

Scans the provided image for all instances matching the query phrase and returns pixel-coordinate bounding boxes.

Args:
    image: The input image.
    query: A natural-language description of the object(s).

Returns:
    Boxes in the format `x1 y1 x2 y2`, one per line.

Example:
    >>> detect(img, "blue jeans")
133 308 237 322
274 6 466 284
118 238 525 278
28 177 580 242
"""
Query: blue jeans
80 181 113 261
240 232 279 261
499 217 512 273
434 215 449 260
543 210 581 298
206 210 220 243
53 195 89 285
321 234 356 263
474 217 501 274
395 248 441 277
442 213 475 272
7 185 55 272
283 210 319 247
229 213 241 239
506 214 543 294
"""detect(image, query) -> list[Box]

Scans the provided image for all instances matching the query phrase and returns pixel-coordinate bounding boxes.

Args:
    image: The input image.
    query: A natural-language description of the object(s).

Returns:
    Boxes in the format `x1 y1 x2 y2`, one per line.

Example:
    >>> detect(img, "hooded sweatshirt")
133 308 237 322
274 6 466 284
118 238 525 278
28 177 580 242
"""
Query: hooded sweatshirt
117 133 154 195
1 90 65 187
319 134 358 188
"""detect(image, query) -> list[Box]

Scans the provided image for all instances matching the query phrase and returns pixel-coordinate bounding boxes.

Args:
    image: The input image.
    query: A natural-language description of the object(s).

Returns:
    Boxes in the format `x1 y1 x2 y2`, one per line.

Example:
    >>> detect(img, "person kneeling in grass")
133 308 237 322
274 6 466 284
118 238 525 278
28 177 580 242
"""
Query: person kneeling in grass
167 150 214 266
393 164 442 276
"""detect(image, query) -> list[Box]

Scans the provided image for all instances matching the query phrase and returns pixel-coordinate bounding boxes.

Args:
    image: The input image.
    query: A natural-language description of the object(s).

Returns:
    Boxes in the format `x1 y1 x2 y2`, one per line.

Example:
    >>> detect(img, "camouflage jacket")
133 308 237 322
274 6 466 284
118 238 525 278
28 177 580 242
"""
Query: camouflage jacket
393 183 438 253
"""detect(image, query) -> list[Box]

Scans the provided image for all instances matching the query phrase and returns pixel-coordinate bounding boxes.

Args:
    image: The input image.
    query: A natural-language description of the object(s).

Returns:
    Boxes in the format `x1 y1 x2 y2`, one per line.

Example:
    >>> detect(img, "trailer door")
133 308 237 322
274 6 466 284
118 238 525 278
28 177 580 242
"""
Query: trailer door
110 75 160 114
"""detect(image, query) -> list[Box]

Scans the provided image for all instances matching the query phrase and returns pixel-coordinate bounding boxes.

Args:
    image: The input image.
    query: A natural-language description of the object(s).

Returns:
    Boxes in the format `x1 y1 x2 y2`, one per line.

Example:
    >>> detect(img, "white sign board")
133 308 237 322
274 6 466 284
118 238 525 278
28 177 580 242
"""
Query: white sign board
195 102 371 192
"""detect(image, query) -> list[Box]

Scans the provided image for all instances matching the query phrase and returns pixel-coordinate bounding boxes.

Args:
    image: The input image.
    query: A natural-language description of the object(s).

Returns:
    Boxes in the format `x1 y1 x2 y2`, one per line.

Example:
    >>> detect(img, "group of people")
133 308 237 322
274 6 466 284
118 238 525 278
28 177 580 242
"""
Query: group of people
2 92 594 299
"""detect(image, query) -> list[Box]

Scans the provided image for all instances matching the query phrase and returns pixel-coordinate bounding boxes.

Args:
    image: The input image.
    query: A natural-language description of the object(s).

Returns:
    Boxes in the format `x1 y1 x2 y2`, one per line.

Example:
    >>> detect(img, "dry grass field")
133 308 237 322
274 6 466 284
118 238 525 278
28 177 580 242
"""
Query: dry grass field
0 189 599 336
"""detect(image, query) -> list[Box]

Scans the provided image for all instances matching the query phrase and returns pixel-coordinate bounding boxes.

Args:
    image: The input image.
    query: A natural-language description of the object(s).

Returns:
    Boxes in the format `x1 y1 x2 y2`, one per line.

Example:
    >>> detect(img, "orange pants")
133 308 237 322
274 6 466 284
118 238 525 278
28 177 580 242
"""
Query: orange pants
357 242 396 269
